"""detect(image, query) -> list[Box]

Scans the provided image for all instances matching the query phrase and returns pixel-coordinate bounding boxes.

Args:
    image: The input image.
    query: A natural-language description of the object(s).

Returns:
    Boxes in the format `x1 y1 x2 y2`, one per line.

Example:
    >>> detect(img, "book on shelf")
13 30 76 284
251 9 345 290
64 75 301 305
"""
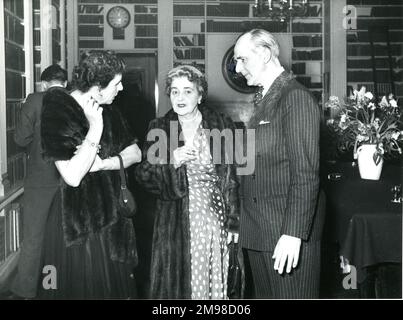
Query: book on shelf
206 3 250 17
78 15 104 24
174 4 204 17
0 214 5 263
347 58 395 69
371 6 403 18
135 5 157 14
347 70 394 82
207 20 287 33
292 49 322 60
79 4 103 14
181 36 194 46
134 14 157 24
293 35 322 47
173 37 183 46
174 47 205 60
1 205 22 258
135 38 158 49
135 25 158 37
292 62 306 75
174 34 205 46
305 3 322 17
292 22 322 33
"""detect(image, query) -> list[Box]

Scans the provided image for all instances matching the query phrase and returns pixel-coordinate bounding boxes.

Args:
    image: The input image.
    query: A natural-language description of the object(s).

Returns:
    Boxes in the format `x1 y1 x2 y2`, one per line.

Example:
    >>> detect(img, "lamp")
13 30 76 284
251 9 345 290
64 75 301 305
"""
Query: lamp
253 0 309 22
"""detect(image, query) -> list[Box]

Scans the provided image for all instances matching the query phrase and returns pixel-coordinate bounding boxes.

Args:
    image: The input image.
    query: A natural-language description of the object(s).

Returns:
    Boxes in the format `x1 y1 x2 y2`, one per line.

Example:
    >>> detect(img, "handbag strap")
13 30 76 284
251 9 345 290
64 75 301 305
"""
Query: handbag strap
229 238 236 266
117 154 127 190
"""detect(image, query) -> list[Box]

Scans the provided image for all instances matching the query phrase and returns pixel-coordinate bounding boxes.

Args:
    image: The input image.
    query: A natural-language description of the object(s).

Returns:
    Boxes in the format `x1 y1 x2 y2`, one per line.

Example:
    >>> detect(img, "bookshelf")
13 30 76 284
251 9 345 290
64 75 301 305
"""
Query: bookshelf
3 0 27 192
78 3 104 49
173 1 206 71
77 0 158 51
346 0 403 101
0 201 22 263
134 3 158 49
173 0 325 104
33 0 41 91
52 0 63 65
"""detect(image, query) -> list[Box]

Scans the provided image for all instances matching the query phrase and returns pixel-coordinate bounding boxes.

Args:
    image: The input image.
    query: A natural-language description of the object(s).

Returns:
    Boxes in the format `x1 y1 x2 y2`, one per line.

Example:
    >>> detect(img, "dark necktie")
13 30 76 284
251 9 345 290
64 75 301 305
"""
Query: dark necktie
253 86 264 105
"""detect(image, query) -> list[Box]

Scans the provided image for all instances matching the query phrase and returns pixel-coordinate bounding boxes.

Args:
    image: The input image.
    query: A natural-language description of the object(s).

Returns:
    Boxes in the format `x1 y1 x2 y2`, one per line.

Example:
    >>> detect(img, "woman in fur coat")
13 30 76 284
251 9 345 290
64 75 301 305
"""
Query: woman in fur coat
135 65 240 299
38 51 142 299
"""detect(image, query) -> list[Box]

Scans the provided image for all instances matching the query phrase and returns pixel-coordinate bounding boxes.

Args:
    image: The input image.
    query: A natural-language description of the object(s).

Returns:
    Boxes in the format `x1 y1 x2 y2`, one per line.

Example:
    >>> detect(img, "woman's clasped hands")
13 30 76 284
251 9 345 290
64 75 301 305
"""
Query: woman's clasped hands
173 145 198 168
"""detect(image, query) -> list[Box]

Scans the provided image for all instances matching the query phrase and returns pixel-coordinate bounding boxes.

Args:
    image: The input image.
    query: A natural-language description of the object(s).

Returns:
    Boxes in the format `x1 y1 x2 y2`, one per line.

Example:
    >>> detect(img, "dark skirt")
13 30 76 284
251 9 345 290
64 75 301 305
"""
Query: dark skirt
37 190 137 300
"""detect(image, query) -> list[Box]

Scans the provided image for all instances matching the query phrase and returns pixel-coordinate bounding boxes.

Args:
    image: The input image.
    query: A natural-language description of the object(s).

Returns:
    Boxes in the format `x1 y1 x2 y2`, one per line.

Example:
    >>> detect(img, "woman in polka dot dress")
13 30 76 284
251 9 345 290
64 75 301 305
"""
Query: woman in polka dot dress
135 65 241 299
185 122 229 299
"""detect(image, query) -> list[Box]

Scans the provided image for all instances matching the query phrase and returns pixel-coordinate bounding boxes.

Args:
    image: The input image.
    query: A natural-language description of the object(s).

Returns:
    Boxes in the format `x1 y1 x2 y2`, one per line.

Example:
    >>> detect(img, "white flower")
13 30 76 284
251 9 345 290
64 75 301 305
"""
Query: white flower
391 132 401 140
379 96 389 108
364 92 374 100
357 87 366 101
326 119 334 125
329 96 339 103
357 134 367 142
390 99 398 108
368 102 376 110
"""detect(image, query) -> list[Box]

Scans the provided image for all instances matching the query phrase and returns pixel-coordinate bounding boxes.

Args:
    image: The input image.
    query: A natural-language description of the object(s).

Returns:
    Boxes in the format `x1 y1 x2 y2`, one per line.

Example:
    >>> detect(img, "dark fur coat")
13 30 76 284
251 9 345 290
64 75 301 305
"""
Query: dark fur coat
135 105 240 299
41 87 137 265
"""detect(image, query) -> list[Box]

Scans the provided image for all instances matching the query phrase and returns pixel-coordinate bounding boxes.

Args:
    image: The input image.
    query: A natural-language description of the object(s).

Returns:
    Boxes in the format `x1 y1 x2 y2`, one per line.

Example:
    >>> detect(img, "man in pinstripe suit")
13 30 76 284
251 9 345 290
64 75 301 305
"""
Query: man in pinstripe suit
234 29 325 299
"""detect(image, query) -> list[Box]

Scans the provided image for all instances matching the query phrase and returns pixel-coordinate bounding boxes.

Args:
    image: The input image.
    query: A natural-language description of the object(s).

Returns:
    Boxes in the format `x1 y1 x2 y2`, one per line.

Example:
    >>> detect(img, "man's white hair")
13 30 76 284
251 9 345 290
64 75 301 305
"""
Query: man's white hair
240 29 280 59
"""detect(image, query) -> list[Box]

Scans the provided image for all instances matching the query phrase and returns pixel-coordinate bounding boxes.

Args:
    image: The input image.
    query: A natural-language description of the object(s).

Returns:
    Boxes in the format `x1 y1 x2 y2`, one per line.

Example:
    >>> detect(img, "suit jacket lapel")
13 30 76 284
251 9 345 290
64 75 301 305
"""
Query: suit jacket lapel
247 71 295 128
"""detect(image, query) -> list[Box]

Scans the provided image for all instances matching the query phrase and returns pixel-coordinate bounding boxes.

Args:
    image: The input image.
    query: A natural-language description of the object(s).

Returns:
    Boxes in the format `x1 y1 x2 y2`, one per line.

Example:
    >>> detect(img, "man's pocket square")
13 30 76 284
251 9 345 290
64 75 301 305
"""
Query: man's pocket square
259 120 270 125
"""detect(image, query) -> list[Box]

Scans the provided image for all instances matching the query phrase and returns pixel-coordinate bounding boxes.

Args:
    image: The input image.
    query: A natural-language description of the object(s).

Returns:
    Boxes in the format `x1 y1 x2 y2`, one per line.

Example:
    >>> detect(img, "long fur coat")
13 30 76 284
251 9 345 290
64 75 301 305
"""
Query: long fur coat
40 87 137 265
135 105 240 299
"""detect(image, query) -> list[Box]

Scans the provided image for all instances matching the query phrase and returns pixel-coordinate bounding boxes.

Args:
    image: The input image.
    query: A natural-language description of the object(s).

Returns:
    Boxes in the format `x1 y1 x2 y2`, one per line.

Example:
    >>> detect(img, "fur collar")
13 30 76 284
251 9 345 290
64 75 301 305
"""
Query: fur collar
41 88 137 265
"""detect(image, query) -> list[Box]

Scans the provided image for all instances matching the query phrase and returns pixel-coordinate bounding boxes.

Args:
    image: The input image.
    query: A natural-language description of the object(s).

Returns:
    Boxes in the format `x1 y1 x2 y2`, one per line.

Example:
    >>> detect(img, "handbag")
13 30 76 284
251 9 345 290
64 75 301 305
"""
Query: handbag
227 238 244 299
117 154 136 218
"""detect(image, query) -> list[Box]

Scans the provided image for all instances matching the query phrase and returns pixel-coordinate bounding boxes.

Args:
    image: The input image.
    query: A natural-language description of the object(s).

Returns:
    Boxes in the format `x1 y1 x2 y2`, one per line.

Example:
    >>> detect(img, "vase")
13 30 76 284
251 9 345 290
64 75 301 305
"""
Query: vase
356 144 383 180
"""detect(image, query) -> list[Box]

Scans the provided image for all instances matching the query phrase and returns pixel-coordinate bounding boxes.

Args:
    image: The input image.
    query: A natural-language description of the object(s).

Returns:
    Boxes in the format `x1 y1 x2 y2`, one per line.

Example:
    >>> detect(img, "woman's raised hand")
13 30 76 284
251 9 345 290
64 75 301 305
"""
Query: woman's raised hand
173 145 197 168
83 96 103 130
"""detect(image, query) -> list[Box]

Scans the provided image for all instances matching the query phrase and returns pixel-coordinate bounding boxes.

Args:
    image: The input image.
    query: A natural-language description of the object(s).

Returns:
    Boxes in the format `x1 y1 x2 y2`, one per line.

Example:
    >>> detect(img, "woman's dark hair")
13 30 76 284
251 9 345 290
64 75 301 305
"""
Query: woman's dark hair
165 65 208 103
71 50 125 92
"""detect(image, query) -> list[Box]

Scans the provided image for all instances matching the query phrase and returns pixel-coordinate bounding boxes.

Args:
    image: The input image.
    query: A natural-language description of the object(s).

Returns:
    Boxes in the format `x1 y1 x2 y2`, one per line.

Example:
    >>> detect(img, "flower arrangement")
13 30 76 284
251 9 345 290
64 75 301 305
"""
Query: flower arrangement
325 87 403 164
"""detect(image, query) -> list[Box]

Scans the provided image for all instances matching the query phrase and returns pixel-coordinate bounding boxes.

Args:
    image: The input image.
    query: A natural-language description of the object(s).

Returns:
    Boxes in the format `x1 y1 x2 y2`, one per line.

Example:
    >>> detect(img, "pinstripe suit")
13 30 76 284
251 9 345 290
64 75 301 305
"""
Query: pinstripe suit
240 71 325 298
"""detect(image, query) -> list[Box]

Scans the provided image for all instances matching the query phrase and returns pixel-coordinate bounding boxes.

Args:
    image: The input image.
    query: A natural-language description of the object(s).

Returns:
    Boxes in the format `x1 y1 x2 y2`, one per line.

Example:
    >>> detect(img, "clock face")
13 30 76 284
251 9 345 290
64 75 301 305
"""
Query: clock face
221 45 257 94
107 6 131 29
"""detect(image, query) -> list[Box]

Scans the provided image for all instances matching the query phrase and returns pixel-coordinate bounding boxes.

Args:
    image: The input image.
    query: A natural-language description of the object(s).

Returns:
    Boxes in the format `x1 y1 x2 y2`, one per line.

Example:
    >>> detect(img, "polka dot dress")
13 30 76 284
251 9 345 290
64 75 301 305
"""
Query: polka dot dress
186 126 229 300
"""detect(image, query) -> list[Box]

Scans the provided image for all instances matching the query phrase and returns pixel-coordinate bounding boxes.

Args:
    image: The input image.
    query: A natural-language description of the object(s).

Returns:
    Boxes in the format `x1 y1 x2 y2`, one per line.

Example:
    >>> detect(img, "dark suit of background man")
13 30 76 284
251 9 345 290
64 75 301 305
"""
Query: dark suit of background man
10 65 67 298
234 29 325 299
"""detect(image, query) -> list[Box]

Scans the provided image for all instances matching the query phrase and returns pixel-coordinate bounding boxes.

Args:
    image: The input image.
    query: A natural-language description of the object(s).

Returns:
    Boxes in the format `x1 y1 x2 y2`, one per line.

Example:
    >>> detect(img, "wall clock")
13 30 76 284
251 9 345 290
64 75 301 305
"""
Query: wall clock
106 6 131 29
221 45 257 94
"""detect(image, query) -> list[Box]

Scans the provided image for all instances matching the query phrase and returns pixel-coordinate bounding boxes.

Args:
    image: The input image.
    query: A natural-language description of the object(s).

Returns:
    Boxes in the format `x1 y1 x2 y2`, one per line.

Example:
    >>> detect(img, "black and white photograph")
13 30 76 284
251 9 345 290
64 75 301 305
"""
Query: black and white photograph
0 0 402 304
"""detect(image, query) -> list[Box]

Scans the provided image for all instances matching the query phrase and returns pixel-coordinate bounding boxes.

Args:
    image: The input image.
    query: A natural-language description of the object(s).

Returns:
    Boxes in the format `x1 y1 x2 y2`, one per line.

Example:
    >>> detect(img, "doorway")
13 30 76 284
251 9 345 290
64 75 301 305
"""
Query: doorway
115 52 157 298
116 52 157 145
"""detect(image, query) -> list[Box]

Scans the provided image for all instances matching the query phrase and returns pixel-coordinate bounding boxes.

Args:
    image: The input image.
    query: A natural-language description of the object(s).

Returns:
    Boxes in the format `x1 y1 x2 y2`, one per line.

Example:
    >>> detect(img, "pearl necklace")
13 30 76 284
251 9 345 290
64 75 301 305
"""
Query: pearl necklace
179 109 202 145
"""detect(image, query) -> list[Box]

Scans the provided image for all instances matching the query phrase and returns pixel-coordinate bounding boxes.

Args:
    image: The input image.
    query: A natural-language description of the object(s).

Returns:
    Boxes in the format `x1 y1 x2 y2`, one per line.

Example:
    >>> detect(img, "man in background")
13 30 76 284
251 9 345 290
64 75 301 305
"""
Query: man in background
9 64 67 298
